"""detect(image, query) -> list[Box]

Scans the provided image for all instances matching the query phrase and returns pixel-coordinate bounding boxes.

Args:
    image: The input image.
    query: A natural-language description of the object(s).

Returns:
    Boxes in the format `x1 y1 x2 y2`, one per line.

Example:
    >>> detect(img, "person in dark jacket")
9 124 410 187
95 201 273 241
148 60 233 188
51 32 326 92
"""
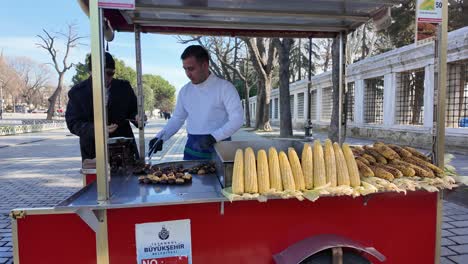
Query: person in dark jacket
66 52 139 161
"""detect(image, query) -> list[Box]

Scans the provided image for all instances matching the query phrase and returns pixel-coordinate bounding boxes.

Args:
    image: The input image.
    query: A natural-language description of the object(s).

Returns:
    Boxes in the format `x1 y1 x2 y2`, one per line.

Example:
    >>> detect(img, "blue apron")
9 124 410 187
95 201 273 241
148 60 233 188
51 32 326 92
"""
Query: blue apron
183 134 231 160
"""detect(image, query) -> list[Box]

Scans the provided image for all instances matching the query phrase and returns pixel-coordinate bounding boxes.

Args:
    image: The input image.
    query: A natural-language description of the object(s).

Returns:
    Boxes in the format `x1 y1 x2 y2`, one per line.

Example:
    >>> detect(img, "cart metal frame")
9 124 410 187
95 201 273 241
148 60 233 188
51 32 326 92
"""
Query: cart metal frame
12 1 449 263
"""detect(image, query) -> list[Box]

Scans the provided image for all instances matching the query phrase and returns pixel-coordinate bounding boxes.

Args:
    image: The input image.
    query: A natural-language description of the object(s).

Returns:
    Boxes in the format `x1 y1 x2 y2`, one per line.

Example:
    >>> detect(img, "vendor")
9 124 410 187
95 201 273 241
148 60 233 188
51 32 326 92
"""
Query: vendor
66 52 140 161
150 45 244 160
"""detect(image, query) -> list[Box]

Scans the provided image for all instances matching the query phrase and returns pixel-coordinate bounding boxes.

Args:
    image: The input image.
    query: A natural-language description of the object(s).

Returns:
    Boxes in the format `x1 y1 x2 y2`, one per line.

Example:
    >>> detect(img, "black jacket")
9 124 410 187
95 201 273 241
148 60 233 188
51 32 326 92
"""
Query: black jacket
66 77 138 160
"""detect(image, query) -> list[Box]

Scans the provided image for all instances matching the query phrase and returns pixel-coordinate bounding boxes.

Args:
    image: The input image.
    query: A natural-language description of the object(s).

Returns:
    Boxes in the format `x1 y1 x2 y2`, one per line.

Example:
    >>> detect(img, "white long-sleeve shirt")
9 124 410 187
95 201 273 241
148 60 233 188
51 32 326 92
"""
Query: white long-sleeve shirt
157 73 244 142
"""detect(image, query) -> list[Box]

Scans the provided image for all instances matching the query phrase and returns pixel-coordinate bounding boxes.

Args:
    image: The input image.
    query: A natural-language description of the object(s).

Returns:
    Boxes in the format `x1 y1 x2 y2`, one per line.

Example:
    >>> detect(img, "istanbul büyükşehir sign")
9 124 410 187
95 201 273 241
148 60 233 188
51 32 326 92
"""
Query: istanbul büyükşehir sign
136 219 192 264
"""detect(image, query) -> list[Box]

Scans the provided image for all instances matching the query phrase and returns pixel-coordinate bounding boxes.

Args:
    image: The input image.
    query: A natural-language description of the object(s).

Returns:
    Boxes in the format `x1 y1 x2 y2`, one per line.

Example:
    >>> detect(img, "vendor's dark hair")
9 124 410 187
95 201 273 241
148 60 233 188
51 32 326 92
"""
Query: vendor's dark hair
86 52 115 71
181 45 210 63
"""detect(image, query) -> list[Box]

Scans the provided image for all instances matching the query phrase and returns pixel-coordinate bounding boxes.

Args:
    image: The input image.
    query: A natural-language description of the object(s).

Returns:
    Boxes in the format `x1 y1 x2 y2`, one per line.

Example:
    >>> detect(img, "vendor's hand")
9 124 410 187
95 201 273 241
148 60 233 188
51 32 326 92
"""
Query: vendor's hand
108 123 118 134
199 135 217 150
149 137 163 152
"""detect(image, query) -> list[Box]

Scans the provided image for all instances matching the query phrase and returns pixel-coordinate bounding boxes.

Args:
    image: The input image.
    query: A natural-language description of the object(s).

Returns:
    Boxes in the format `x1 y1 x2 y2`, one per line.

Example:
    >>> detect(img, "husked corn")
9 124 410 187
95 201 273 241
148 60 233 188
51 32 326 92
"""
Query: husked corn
356 159 374 177
313 140 327 188
342 144 361 187
362 153 377 164
244 147 258 193
324 139 337 187
288 148 306 190
333 143 350 186
278 151 296 191
268 147 283 191
374 142 401 160
387 162 416 177
256 149 270 194
369 165 394 181
403 146 431 162
301 143 314 189
363 146 388 164
232 149 244 194
388 144 412 158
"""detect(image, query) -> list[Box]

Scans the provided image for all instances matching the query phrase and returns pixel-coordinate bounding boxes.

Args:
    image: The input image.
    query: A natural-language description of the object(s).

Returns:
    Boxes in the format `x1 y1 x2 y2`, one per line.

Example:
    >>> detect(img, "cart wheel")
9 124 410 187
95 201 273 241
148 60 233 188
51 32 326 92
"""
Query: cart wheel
299 248 370 264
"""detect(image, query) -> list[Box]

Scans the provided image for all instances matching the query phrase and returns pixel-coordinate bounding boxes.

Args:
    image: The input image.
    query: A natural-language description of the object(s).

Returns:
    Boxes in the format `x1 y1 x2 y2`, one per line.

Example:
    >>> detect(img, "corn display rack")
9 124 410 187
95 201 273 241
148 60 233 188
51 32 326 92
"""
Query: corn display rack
219 140 457 202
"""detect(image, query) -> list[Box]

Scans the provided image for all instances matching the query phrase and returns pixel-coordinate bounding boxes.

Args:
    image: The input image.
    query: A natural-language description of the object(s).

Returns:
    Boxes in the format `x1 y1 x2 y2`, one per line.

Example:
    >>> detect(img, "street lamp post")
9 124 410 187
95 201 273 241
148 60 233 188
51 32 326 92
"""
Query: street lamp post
304 36 313 139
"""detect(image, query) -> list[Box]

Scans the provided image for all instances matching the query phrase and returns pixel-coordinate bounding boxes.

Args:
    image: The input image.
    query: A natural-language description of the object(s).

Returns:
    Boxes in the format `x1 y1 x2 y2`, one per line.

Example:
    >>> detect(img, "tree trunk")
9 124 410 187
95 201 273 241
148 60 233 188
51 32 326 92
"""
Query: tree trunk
275 38 294 137
244 82 251 127
244 37 276 132
263 77 272 131
255 78 265 129
329 35 341 143
298 38 302 81
47 73 63 120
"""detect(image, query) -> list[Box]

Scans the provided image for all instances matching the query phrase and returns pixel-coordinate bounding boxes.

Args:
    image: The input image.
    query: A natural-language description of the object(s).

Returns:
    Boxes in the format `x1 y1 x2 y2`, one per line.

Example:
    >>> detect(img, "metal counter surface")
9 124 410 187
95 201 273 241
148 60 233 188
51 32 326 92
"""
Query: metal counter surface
55 173 225 210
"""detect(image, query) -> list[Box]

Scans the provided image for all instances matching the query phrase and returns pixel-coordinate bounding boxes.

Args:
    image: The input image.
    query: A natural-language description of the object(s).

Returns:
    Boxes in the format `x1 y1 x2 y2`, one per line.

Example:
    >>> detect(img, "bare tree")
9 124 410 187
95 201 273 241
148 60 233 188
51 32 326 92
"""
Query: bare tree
273 38 294 137
36 24 84 119
0 55 23 115
9 57 50 109
242 37 278 131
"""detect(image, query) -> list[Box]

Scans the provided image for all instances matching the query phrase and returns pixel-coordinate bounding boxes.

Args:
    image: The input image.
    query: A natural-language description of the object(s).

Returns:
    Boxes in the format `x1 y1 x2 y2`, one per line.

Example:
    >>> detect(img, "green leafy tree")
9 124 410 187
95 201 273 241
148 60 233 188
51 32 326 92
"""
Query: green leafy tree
380 0 466 49
72 54 137 85
142 74 176 111
72 61 89 86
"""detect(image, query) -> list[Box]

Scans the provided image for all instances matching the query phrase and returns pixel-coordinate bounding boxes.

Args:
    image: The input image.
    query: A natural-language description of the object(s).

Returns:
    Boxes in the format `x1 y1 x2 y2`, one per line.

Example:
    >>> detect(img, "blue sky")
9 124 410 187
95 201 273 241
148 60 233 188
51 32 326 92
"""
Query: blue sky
1 0 192 91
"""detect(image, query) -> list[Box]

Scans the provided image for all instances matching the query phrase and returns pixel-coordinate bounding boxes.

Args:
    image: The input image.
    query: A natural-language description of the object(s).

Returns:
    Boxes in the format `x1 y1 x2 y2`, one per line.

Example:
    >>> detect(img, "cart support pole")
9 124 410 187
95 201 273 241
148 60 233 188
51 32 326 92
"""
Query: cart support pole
433 1 448 263
90 0 110 203
434 1 448 170
135 25 145 161
96 209 110 264
304 36 313 139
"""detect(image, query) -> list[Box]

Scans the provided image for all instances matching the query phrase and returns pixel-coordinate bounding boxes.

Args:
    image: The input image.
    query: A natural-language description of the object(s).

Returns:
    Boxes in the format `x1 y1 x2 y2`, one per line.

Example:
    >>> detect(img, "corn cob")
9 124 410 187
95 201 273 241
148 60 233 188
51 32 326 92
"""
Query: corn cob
232 149 244 194
374 142 401 160
369 165 395 181
356 156 370 166
342 144 361 187
278 151 296 191
406 156 444 175
333 143 350 186
403 157 438 177
268 147 283 191
256 149 270 194
403 146 431 162
324 140 337 187
301 143 314 189
379 164 403 178
387 162 416 177
244 147 258 193
362 153 377 164
288 148 306 190
313 140 327 188
363 146 388 164
392 159 434 178
388 144 412 158
356 159 374 177
350 146 366 156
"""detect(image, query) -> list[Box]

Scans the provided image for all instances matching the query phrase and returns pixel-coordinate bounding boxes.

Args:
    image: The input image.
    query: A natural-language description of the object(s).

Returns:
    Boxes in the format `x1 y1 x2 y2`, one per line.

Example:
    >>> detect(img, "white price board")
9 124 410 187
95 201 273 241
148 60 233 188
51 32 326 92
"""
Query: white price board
135 219 192 264
416 0 442 23
98 0 135 10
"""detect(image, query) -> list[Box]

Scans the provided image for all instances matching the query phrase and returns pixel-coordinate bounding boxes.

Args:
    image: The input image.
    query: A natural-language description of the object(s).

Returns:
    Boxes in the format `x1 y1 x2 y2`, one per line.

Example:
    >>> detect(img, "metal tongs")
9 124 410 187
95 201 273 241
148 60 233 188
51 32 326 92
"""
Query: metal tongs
147 138 162 161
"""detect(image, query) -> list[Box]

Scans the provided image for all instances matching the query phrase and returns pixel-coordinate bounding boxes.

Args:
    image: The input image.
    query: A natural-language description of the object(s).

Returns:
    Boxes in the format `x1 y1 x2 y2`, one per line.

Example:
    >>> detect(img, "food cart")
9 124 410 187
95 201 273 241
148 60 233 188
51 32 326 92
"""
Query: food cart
11 0 450 263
